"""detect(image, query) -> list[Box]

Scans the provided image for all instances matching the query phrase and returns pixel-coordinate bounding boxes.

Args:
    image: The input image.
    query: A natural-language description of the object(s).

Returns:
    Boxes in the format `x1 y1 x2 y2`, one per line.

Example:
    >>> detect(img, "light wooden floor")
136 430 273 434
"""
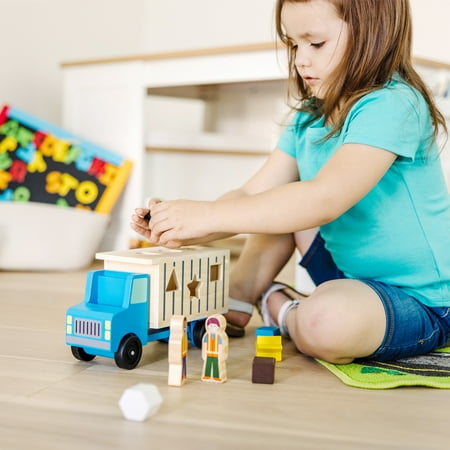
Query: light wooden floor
1 258 450 450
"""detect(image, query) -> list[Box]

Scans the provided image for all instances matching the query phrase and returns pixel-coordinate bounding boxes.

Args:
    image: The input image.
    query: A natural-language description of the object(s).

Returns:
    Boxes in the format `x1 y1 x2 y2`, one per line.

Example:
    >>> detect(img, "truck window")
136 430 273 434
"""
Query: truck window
95 275 126 307
130 278 148 304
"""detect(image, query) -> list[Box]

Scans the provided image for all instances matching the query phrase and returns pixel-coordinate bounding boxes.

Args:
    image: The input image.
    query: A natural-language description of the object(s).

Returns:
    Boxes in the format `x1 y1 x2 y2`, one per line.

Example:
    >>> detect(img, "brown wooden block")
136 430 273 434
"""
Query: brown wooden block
252 356 276 384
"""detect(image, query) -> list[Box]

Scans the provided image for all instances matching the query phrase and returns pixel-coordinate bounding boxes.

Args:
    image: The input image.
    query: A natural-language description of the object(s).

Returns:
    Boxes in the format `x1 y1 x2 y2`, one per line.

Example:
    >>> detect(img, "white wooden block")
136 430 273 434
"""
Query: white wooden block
119 383 163 421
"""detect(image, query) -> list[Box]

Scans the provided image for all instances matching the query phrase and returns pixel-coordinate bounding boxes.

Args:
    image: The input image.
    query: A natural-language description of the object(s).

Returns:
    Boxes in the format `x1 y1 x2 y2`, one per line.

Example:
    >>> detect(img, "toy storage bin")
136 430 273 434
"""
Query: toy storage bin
0 202 110 271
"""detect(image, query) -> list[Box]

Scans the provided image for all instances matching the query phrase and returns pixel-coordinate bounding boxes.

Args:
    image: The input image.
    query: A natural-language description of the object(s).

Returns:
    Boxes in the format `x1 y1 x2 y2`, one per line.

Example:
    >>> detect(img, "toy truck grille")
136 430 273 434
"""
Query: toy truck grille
74 318 102 338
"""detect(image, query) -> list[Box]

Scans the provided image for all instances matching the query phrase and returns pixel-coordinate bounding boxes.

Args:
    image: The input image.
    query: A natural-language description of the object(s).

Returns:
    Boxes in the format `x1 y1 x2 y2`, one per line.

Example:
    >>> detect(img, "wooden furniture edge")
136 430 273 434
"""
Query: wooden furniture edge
145 146 270 157
413 57 450 70
61 42 280 67
61 41 450 70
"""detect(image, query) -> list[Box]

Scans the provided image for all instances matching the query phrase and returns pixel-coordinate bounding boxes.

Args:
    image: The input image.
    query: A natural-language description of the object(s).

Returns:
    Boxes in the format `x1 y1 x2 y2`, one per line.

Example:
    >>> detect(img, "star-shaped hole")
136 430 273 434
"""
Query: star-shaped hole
187 276 202 298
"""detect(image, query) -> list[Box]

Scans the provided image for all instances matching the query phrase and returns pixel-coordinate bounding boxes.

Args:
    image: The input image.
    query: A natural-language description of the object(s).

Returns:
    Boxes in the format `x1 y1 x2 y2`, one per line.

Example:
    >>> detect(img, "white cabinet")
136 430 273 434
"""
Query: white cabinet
62 43 288 250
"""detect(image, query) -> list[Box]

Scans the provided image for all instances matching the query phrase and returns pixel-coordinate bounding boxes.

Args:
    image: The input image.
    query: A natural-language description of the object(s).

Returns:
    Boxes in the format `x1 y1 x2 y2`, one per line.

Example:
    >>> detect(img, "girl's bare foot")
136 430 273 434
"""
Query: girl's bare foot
224 309 252 329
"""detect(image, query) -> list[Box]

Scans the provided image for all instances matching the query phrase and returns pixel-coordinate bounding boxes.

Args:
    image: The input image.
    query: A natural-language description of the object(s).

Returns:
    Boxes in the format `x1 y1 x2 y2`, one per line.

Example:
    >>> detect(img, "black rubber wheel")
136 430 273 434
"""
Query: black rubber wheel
114 334 142 370
191 320 206 348
71 346 96 362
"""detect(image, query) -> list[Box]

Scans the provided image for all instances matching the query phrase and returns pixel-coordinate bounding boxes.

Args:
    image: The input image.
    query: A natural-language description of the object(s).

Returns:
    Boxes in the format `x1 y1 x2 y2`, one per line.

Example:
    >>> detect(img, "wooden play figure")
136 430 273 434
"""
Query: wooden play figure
168 315 188 386
201 314 228 383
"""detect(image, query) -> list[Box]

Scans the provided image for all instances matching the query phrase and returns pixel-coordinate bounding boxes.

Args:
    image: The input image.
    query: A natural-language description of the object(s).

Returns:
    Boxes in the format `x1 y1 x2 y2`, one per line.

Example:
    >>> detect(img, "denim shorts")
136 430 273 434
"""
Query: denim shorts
299 233 450 361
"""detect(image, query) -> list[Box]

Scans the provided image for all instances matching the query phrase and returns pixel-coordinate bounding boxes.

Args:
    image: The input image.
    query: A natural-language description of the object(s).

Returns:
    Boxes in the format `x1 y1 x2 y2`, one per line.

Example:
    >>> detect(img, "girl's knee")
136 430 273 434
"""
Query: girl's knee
291 289 362 362
294 302 346 361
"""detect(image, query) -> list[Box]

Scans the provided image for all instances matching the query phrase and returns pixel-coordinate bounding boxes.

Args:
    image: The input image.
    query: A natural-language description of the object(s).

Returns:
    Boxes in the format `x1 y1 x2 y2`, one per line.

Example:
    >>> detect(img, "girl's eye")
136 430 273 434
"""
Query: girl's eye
311 41 325 49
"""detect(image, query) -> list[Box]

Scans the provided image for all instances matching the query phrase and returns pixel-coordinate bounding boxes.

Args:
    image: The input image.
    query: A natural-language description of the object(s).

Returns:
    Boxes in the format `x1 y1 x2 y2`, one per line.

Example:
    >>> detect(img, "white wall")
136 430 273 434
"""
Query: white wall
141 0 275 52
0 0 146 125
410 0 450 63
0 0 449 127
141 0 450 63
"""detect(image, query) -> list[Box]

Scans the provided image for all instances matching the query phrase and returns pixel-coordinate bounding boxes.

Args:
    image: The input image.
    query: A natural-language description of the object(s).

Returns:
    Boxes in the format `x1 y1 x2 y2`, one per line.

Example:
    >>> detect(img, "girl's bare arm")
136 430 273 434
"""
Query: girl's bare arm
148 144 396 246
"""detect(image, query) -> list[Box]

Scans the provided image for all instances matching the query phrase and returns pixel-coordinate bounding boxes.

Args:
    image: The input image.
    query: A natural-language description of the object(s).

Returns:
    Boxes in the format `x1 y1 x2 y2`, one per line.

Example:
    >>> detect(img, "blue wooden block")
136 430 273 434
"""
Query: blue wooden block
255 326 281 336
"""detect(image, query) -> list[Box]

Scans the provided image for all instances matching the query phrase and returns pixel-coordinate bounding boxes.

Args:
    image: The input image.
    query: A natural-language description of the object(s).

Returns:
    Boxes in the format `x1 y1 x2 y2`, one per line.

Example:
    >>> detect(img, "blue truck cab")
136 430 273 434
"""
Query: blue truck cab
66 269 208 369
66 270 155 369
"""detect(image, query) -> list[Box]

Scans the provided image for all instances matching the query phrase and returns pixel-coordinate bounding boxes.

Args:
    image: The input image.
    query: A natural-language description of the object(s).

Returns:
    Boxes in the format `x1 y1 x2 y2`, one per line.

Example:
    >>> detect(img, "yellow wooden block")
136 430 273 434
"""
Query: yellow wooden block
255 335 282 362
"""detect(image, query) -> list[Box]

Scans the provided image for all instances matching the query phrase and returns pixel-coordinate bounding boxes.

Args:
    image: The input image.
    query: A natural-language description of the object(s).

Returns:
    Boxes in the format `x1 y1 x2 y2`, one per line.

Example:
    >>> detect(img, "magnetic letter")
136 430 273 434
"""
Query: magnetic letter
33 131 46 148
16 126 34 148
0 120 19 137
0 188 13 201
75 181 98 204
28 151 47 173
39 135 57 157
99 164 118 186
45 171 61 194
52 140 70 162
88 157 106 178
0 170 12 189
9 160 27 182
56 198 69 207
64 146 81 165
13 186 30 202
0 136 17 153
58 173 79 196
0 152 12 170
75 150 94 172
16 143 36 163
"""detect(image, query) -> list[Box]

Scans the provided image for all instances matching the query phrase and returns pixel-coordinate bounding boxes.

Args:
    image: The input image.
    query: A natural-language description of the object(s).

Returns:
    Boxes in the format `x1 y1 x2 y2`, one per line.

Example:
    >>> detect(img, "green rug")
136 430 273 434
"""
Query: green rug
316 347 450 389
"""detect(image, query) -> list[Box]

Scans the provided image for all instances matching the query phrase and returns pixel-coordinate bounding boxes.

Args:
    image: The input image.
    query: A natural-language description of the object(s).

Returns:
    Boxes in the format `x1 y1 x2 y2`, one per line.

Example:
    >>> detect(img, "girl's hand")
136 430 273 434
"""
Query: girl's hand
148 199 213 247
130 198 161 241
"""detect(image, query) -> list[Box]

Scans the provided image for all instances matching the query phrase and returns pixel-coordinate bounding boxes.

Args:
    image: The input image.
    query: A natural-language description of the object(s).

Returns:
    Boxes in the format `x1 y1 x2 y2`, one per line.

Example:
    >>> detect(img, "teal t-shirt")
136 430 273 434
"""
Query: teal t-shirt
277 77 450 307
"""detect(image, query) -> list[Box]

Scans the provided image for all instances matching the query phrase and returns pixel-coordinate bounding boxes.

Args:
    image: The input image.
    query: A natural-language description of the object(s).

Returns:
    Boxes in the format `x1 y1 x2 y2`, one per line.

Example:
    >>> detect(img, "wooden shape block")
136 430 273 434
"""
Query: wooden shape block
252 356 276 384
119 383 163 421
255 335 283 362
255 326 281 336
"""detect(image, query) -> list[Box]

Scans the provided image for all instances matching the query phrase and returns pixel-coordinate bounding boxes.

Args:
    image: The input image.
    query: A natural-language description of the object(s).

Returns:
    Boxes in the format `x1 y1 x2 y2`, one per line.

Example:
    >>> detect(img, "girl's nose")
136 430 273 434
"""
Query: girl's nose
295 48 310 68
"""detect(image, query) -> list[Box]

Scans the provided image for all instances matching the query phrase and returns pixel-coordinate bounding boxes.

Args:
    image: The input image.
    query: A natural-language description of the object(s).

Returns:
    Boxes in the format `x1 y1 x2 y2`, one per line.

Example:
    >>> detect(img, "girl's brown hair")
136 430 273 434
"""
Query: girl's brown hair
275 0 447 141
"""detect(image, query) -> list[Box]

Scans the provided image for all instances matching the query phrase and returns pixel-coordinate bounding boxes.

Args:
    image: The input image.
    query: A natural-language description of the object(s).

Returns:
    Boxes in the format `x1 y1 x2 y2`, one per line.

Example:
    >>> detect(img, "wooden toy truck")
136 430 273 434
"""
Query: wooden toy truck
66 246 229 369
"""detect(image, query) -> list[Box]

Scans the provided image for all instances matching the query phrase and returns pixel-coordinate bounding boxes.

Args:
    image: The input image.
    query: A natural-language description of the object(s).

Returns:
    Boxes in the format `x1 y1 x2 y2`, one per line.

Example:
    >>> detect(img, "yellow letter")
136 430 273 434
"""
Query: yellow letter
45 171 61 194
52 140 70 162
0 136 17 153
75 181 98 204
28 151 47 173
0 170 12 189
39 135 57 157
99 164 118 186
58 173 79 196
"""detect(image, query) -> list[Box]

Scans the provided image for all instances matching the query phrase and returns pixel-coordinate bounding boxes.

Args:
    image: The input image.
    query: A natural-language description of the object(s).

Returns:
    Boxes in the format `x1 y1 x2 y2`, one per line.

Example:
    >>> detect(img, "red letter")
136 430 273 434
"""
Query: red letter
9 160 27 182
88 157 106 178
33 131 47 148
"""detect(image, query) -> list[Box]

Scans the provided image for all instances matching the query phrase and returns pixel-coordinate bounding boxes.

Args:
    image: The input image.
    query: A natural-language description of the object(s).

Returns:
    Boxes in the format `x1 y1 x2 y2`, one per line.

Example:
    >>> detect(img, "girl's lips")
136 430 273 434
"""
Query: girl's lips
303 76 319 85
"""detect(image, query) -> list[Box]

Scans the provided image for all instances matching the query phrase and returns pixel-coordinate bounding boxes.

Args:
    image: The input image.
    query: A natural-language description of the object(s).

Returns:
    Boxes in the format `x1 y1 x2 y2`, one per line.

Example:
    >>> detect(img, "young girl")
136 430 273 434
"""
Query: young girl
131 0 450 364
